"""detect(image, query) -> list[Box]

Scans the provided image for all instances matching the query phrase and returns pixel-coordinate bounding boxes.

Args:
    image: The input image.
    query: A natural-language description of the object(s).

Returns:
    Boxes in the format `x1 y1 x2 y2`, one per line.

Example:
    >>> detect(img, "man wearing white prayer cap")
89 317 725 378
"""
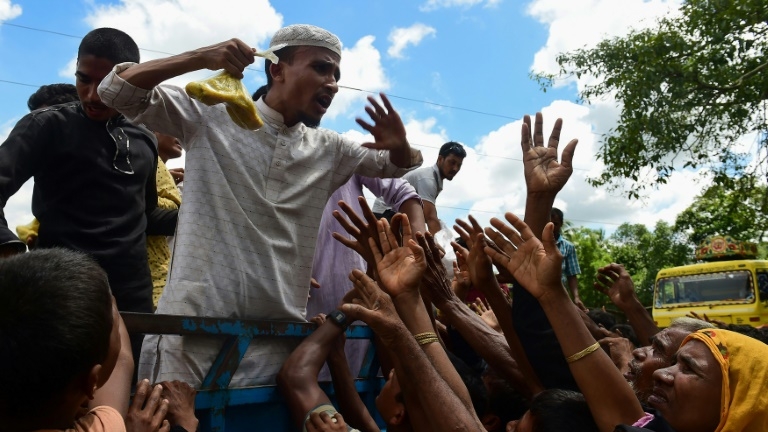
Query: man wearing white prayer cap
97 24 423 388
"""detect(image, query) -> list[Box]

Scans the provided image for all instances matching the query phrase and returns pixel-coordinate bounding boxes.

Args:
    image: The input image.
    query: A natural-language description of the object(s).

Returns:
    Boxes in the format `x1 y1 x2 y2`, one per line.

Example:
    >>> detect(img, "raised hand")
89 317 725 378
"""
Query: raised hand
332 197 383 275
369 214 426 298
483 212 564 301
454 215 496 287
450 251 472 301
416 231 455 306
522 112 578 196
342 269 406 346
472 298 501 332
594 263 640 310
357 94 407 152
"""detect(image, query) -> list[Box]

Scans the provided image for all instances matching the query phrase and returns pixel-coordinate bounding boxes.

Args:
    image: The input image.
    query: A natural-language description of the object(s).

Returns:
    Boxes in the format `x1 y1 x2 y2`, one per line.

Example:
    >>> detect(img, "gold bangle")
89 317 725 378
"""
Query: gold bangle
417 337 439 346
566 342 601 363
413 332 438 341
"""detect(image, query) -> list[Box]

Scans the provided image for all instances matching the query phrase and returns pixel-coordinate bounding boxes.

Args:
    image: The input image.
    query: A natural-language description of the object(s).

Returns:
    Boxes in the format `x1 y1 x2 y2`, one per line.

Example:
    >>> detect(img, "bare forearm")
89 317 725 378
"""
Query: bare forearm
539 290 644 432
399 199 427 235
427 218 442 235
327 353 379 432
524 192 556 241
440 297 539 399
389 144 417 168
568 276 580 300
622 300 659 346
393 294 475 413
387 327 484 431
478 277 544 397
118 51 204 90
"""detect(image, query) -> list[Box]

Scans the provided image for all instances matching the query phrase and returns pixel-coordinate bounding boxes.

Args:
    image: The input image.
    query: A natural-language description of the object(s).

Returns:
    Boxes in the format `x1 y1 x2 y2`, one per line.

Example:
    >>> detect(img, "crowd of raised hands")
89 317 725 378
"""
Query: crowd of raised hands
280 112 768 432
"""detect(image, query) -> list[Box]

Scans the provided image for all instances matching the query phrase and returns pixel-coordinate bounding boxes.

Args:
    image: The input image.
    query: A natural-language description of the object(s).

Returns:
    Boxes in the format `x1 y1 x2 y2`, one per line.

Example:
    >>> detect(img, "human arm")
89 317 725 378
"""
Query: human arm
369 215 477 417
423 201 442 235
359 176 426 236
567 276 586 310
356 94 420 169
594 263 660 346
598 337 634 374
451 217 544 398
418 232 540 400
343 269 484 432
116 39 255 90
320 315 380 432
485 213 644 432
90 304 134 416
277 315 355 431
520 113 578 239
0 114 51 256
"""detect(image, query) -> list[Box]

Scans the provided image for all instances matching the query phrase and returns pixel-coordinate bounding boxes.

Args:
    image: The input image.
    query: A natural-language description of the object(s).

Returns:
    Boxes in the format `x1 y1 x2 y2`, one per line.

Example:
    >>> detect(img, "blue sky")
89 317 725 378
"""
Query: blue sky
1 0 704 242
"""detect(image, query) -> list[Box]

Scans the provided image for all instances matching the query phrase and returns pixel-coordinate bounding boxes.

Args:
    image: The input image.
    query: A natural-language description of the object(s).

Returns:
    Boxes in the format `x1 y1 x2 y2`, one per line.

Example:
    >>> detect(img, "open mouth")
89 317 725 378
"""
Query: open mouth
317 94 333 109
647 387 668 407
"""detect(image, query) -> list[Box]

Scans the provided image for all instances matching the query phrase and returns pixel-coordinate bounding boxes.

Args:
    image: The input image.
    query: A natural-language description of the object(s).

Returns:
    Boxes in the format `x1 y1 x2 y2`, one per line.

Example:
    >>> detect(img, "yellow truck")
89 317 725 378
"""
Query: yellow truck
652 236 768 328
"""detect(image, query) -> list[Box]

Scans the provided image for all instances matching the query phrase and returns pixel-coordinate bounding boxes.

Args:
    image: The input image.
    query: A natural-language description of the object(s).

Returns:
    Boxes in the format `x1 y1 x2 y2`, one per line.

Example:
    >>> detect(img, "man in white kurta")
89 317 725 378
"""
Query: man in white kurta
98 25 422 387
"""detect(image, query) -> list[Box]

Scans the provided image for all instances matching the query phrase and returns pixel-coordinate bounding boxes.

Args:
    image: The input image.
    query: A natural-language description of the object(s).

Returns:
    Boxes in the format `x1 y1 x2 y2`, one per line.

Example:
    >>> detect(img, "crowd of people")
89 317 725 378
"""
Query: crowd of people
1 23 767 432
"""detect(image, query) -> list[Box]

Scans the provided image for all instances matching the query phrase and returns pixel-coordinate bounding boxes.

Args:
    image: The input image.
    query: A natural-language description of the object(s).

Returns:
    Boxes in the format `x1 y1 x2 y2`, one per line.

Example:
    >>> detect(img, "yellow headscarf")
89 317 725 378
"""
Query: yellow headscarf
684 329 768 432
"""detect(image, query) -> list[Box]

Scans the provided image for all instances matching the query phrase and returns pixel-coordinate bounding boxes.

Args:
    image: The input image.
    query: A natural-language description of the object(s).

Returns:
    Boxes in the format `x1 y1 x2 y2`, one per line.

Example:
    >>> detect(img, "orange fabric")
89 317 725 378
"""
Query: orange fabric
685 329 768 432
67 406 125 432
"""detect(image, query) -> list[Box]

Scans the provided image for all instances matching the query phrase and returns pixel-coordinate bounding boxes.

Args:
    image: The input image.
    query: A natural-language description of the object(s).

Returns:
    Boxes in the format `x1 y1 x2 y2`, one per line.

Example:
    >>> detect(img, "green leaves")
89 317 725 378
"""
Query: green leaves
537 0 768 199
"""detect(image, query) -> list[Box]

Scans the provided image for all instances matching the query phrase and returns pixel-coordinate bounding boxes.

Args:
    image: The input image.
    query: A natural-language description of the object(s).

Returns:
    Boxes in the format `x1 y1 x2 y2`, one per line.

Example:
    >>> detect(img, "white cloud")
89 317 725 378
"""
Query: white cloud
387 23 436 59
527 0 681 90
420 0 501 12
429 99 708 236
0 0 21 22
61 0 283 87
325 35 390 120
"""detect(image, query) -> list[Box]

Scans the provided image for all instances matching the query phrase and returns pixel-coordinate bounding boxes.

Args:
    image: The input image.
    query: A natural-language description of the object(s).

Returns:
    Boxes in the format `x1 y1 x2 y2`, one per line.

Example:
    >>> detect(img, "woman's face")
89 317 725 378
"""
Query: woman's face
648 339 722 432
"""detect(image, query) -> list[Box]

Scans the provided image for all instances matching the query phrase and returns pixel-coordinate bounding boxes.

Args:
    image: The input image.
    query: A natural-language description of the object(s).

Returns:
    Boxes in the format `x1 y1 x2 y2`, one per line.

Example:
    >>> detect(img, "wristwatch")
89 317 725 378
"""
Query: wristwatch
327 309 350 330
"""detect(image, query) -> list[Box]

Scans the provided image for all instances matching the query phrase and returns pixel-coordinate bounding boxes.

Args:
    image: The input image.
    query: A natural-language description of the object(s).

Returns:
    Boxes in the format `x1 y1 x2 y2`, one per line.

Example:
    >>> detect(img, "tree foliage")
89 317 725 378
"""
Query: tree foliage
535 0 768 199
674 175 768 245
564 221 692 308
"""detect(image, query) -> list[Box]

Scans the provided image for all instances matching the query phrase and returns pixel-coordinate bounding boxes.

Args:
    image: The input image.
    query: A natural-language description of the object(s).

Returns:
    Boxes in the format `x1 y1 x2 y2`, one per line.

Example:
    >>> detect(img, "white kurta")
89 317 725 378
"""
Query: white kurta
98 64 422 387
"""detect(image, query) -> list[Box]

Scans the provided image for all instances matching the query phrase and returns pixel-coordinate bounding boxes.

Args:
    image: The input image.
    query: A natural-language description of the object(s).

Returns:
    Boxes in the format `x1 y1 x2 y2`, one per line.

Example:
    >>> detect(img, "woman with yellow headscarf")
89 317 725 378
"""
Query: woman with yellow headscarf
644 328 768 432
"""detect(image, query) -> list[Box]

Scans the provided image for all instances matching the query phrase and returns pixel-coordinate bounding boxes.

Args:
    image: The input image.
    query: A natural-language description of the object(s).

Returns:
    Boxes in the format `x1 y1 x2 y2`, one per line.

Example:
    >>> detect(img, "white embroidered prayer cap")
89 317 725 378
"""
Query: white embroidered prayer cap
269 24 342 58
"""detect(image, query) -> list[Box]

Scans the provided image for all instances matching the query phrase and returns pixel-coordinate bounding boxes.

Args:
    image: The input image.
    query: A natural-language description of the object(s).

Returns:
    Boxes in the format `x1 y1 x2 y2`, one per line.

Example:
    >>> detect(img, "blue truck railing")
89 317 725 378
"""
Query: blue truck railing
121 312 386 432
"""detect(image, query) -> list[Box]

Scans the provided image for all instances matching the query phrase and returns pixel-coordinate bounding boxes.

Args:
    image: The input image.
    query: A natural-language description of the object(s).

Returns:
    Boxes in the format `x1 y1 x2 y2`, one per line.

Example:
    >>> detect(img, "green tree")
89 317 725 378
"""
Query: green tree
674 175 768 245
534 0 768 199
563 226 613 308
606 222 692 306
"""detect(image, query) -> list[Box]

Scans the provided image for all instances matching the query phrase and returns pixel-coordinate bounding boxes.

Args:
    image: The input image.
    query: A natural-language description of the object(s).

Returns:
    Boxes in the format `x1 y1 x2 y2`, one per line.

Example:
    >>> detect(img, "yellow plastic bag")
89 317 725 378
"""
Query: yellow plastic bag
186 71 263 130
185 45 284 130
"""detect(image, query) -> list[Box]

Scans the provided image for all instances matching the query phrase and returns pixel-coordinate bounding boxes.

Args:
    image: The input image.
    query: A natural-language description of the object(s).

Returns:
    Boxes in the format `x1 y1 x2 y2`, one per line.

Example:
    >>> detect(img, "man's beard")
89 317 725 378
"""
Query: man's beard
299 112 321 128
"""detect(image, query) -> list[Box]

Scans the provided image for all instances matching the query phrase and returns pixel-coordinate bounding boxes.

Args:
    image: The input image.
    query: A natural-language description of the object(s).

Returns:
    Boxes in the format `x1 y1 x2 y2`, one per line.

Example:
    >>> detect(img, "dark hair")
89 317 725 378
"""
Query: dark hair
27 83 79 111
550 207 564 220
439 141 466 158
253 46 300 101
587 308 616 330
0 249 113 414
529 389 598 432
610 324 640 347
78 27 139 65
483 367 529 426
447 351 488 418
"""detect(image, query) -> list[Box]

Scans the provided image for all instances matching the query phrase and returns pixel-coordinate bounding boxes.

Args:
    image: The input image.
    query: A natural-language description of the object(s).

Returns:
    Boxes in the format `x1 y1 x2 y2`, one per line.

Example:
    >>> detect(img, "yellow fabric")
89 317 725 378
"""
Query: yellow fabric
15 218 39 242
147 158 182 307
685 329 768 432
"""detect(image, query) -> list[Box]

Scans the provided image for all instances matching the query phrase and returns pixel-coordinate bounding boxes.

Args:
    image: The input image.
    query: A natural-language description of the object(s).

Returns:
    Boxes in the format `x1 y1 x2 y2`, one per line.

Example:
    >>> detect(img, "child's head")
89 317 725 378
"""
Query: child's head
0 248 120 417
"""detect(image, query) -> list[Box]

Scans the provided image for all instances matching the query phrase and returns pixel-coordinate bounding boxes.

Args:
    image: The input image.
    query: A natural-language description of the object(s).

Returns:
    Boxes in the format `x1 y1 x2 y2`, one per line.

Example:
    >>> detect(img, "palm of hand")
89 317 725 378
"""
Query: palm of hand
467 247 495 288
506 240 562 299
524 146 572 194
376 247 425 297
